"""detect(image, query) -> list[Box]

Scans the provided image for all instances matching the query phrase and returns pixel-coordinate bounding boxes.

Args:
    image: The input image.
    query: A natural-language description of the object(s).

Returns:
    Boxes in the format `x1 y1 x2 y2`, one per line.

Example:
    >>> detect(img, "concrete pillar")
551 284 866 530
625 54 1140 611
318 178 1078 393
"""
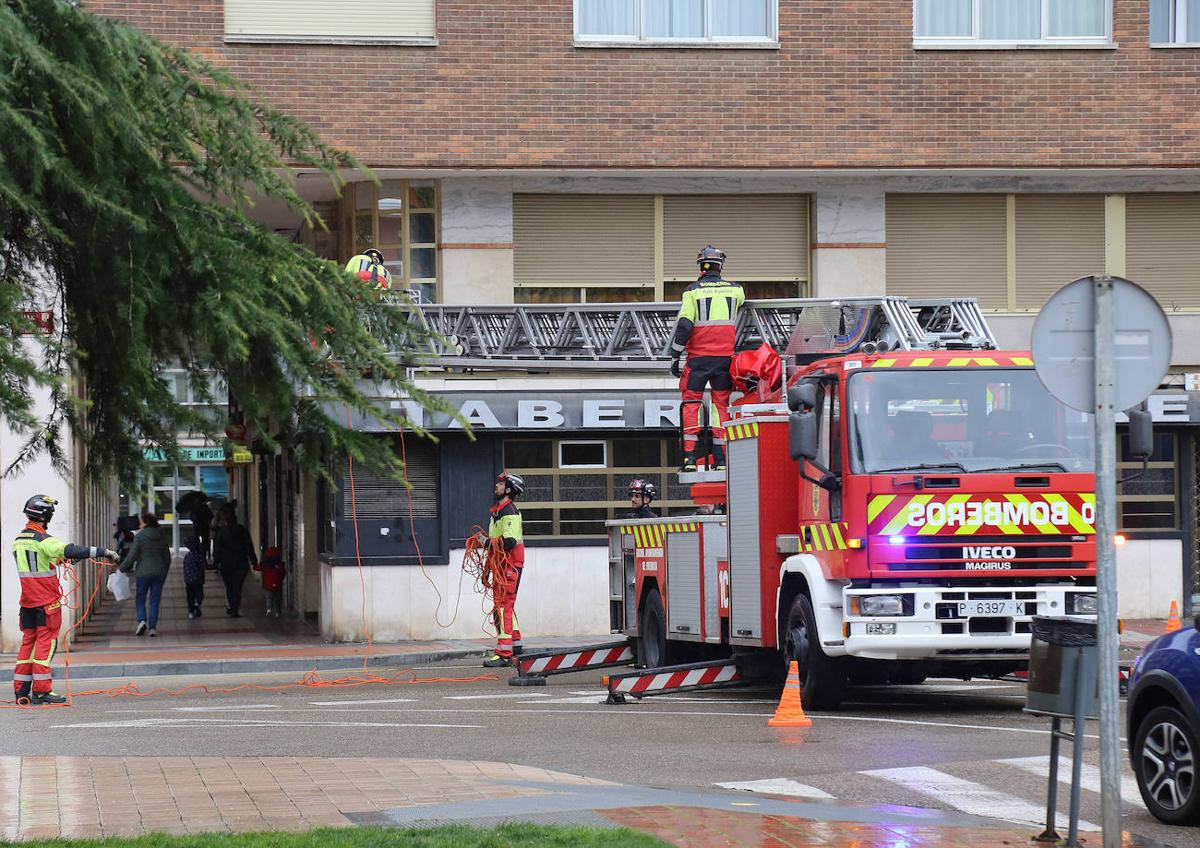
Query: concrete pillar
1 347 78 653
812 191 886 298
439 177 514 304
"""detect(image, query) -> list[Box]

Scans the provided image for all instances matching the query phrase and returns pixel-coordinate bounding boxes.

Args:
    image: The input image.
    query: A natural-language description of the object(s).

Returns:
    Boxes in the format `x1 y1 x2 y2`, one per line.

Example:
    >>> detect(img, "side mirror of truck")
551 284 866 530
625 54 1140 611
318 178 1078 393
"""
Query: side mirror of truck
1127 404 1153 461
786 382 818 412
817 472 842 493
789 410 818 461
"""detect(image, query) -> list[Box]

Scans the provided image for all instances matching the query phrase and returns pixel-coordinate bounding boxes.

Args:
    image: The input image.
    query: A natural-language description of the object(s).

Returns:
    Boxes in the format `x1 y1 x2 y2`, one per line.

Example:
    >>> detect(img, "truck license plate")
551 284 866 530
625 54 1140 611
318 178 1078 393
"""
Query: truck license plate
957 600 1023 617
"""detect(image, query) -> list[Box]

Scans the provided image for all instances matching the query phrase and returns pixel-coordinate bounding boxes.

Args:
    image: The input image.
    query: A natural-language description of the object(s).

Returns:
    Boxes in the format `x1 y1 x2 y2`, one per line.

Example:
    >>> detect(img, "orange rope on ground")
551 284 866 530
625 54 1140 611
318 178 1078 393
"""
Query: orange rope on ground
72 667 500 699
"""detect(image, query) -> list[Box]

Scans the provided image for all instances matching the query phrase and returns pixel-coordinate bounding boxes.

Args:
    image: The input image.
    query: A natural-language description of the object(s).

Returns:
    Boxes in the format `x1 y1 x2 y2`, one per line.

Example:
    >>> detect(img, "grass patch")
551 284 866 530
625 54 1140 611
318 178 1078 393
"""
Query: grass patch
12 823 670 848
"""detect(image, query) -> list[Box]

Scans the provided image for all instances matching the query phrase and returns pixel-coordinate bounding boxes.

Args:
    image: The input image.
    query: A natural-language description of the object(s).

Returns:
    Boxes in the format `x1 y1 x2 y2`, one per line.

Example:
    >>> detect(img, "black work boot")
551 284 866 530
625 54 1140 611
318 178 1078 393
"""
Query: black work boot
482 654 512 668
13 687 31 705
31 691 67 705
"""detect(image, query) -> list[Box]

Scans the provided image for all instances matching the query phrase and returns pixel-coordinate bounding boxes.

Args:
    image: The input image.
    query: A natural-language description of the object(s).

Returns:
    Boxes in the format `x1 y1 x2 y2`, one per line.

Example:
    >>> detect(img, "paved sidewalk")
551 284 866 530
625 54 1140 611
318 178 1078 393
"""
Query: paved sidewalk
0 756 1168 846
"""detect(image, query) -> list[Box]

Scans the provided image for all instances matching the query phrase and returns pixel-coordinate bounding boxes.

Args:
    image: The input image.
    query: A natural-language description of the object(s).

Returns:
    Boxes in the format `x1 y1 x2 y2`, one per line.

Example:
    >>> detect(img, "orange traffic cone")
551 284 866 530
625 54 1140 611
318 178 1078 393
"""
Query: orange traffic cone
769 661 813 727
1166 600 1182 633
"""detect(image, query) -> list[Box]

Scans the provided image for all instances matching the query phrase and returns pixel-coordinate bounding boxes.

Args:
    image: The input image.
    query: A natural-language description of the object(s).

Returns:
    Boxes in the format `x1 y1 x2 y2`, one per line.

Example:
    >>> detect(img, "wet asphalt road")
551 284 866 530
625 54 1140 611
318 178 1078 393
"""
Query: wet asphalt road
1 657 1192 847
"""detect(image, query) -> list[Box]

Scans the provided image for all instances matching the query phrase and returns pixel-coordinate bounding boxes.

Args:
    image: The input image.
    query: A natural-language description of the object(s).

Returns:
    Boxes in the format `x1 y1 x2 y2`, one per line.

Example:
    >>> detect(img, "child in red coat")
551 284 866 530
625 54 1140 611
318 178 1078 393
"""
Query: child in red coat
254 547 287 618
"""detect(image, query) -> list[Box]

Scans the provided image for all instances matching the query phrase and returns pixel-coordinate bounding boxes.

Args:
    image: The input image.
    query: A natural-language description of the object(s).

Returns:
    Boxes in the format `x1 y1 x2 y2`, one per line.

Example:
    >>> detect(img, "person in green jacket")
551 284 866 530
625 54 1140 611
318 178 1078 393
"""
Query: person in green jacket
119 513 172 637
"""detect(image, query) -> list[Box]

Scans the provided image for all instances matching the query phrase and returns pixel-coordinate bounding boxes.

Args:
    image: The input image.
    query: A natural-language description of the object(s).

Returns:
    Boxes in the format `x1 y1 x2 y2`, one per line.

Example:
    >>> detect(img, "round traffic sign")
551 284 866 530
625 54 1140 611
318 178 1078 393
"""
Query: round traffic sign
1031 276 1171 413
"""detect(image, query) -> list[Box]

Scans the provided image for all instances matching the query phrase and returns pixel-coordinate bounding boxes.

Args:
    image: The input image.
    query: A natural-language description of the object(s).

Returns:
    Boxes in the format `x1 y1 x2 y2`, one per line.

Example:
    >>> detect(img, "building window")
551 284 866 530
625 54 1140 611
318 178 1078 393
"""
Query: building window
224 0 436 45
575 0 777 45
1118 431 1179 532
159 369 229 429
504 436 692 538
914 0 1111 46
343 180 440 303
1151 0 1200 44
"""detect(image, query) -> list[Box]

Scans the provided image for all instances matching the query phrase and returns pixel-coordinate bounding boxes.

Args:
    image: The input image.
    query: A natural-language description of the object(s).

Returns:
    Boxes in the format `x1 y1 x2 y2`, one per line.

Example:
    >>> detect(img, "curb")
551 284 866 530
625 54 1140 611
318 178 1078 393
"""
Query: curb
0 648 483 682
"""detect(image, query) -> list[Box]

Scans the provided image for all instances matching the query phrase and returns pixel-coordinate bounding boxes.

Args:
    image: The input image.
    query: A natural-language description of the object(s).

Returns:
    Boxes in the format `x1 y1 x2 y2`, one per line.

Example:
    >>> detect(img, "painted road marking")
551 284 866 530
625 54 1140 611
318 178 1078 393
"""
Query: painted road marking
861 766 1100 831
716 778 834 799
444 693 552 700
998 756 1145 808
173 704 277 712
53 718 482 729
307 698 418 706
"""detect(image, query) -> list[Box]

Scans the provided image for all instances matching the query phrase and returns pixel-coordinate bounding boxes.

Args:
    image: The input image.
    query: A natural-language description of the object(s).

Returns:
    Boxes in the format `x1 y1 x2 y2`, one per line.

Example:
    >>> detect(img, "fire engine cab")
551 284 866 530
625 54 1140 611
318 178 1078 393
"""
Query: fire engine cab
606 297 1098 709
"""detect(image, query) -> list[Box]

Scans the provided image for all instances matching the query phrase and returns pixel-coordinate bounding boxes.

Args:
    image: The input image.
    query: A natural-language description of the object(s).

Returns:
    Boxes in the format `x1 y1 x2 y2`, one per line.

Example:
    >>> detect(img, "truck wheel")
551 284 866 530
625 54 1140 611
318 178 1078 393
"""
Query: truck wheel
638 587 670 669
783 594 845 710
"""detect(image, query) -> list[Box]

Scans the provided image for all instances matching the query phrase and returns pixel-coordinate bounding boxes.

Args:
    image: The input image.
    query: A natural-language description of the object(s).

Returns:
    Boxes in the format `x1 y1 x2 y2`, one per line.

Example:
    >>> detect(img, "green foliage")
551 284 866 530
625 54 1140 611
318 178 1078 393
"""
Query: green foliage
0 0 450 486
12 823 670 848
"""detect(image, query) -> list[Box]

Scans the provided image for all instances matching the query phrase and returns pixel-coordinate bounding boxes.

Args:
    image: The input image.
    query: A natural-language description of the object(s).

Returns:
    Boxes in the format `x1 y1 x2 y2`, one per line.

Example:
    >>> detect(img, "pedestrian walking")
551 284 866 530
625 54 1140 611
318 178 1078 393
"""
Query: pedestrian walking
254 546 287 617
213 506 257 617
182 535 206 619
191 498 214 564
13 495 118 705
118 512 172 637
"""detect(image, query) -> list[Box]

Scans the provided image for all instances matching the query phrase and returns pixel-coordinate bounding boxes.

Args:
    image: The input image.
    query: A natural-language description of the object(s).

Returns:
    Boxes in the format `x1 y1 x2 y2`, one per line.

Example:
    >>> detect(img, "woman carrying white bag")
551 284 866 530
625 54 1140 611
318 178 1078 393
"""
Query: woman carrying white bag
107 570 132 602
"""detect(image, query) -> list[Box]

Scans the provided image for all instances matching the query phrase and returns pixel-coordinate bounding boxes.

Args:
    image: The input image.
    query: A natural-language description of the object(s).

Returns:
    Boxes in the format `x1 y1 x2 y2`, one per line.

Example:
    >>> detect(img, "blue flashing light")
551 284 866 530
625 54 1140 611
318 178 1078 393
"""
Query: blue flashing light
888 535 906 546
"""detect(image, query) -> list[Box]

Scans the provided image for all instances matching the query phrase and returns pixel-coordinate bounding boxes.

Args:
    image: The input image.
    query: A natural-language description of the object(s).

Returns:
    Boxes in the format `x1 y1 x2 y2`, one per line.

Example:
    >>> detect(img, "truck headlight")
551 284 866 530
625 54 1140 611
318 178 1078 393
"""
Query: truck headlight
859 595 906 616
1068 593 1098 615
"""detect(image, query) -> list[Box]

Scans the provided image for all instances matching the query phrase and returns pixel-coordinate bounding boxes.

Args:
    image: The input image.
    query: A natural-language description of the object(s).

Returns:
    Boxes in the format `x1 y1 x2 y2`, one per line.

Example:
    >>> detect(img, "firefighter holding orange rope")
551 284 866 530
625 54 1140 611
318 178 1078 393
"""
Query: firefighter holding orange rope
483 472 525 668
12 495 118 705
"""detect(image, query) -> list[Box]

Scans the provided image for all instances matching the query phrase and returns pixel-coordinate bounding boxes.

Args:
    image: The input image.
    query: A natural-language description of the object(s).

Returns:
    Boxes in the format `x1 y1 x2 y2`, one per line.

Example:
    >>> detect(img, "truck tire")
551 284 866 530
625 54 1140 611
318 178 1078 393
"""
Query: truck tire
637 587 670 669
782 594 845 710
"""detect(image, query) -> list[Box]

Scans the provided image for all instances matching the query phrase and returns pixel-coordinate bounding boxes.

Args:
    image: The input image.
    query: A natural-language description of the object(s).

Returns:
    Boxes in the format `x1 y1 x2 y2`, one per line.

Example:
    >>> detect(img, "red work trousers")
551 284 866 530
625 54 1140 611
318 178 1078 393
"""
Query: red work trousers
494 563 523 658
14 604 61 698
680 355 733 464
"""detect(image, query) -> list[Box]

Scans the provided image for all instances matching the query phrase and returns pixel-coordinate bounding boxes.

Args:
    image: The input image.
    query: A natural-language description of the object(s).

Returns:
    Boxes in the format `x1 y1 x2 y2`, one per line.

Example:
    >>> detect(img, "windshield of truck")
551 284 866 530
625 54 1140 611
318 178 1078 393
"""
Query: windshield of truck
846 368 1094 474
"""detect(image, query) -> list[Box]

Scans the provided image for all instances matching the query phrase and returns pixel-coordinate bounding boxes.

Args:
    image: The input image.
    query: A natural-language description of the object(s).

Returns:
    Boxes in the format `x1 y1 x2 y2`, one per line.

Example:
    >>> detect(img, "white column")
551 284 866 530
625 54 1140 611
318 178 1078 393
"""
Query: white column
440 177 514 304
812 191 886 298
0 342 78 653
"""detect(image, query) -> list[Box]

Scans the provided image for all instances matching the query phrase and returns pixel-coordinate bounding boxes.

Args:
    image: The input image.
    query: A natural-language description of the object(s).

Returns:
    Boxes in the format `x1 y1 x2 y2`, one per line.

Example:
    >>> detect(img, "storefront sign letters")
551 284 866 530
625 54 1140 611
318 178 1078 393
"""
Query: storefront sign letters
372 392 682 432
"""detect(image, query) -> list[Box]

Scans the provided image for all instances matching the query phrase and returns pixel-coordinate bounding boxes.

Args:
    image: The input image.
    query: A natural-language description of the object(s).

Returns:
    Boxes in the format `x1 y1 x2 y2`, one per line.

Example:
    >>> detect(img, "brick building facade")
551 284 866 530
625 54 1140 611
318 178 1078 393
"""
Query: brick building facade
79 0 1200 640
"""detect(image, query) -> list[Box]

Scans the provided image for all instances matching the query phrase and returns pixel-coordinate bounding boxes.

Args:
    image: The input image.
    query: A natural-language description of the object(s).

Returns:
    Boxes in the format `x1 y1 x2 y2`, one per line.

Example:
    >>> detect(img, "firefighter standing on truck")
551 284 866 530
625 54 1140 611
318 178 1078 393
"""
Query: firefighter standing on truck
670 245 745 472
625 479 658 519
12 495 117 705
483 472 525 668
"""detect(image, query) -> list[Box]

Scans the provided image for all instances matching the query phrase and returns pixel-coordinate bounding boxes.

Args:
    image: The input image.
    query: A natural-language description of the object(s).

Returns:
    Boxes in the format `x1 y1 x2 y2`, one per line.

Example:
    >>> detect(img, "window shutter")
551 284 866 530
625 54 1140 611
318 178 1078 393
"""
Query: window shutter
224 0 435 41
662 195 809 281
513 195 655 289
341 440 438 521
1014 195 1105 310
1127 194 1200 309
886 195 1007 308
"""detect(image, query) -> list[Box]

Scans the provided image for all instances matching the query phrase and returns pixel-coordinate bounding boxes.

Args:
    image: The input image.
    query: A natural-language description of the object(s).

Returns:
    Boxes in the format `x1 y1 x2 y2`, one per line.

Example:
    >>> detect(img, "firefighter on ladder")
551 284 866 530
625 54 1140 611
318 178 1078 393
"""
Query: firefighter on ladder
13 495 118 705
483 472 525 668
625 479 658 519
669 246 745 473
344 247 393 291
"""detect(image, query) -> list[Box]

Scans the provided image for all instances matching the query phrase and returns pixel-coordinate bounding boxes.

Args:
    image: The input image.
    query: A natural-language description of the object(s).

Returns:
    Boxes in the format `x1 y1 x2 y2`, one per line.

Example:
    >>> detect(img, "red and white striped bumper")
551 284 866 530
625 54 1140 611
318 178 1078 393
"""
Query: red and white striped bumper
607 660 741 701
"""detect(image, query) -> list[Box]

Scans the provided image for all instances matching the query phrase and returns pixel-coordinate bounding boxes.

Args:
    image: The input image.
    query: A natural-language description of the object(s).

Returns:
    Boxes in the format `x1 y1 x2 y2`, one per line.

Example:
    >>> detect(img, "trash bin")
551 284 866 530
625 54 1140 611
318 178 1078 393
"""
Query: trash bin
1024 616 1098 720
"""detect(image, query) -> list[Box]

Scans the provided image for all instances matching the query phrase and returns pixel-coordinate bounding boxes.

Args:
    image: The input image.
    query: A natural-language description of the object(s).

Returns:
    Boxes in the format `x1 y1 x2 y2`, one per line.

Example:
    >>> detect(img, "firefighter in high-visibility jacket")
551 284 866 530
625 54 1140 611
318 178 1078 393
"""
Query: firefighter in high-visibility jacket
344 247 393 290
483 472 525 668
669 246 745 472
12 495 117 705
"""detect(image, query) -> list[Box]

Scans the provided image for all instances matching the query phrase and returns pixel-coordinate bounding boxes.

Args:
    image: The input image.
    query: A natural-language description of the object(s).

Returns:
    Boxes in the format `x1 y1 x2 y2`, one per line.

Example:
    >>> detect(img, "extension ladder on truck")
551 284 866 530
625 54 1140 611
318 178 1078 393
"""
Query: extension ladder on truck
412 296 997 370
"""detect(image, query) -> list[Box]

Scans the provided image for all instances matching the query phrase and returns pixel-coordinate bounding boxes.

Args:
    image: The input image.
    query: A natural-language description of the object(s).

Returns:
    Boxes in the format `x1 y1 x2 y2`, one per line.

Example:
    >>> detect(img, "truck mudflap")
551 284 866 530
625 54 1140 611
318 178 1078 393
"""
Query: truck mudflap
507 640 635 687
604 658 743 704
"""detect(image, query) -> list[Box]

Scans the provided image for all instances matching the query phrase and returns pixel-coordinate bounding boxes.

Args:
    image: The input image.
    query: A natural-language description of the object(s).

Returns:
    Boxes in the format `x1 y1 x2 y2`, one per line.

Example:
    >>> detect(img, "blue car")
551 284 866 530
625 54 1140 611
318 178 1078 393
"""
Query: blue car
1127 612 1200 825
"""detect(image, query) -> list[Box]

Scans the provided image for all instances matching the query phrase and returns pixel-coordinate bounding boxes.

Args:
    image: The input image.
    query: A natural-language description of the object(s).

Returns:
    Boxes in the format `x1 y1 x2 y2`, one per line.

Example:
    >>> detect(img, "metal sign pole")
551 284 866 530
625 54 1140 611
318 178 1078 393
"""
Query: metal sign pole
1092 275 1122 846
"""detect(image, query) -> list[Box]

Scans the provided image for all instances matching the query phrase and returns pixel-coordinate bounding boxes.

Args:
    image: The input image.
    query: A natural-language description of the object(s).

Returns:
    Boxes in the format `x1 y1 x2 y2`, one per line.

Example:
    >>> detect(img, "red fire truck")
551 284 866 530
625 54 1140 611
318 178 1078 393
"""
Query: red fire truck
601 298 1098 709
